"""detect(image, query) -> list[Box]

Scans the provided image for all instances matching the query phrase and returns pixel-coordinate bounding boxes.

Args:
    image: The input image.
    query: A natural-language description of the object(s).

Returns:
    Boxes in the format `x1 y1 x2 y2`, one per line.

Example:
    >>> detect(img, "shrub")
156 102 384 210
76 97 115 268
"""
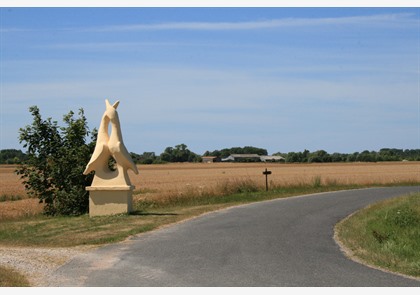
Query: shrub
16 106 95 216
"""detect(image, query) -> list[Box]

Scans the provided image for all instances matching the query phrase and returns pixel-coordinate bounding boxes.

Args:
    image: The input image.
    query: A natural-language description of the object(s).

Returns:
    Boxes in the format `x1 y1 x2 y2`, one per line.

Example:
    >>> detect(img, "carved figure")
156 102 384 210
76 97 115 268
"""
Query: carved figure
84 99 138 187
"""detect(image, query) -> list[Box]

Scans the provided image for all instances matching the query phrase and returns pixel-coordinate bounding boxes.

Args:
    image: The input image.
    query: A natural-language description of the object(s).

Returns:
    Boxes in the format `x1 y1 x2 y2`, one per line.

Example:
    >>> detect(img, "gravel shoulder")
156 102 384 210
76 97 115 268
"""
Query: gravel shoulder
0 245 98 286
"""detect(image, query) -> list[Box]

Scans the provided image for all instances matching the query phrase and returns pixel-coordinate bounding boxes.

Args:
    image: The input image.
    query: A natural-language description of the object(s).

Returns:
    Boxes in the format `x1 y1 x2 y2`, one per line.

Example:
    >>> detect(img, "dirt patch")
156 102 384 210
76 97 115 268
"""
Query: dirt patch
0 245 96 286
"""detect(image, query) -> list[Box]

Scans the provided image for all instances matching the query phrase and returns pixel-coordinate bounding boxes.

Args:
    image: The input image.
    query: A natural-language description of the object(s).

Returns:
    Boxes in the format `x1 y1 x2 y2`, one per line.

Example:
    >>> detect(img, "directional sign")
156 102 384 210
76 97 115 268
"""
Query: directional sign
263 168 272 191
263 169 272 175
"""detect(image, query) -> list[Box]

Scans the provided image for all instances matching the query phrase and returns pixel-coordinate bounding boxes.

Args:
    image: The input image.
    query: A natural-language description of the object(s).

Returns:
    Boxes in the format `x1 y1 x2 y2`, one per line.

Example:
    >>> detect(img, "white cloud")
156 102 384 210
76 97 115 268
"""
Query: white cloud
2 61 416 131
3 13 413 33
82 13 416 32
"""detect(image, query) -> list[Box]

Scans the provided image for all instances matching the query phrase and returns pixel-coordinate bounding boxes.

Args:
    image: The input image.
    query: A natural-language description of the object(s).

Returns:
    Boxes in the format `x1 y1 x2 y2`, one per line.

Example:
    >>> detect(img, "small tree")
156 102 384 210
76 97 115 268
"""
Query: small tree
16 106 95 216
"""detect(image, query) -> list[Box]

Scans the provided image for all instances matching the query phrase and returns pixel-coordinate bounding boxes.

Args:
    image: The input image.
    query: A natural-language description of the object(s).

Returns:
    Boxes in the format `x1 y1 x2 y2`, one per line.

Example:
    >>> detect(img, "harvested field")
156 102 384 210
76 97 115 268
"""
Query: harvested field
1 162 419 219
130 161 420 202
0 165 26 198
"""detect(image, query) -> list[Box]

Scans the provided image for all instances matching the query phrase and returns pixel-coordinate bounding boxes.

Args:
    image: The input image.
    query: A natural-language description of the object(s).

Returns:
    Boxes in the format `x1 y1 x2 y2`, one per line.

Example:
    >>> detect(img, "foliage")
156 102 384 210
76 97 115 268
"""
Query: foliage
130 151 158 164
16 106 95 216
281 148 420 163
204 146 268 159
0 149 27 164
160 144 201 163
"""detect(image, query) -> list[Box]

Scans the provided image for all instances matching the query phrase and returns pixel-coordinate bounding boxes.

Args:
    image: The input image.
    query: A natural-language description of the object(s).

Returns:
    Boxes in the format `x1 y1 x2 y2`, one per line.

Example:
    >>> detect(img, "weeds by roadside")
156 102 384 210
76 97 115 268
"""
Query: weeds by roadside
335 192 420 278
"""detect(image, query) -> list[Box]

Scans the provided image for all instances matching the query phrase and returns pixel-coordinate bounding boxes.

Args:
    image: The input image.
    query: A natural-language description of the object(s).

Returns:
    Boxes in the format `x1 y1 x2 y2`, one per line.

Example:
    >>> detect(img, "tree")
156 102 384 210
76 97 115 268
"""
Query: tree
206 146 268 159
0 149 27 164
130 151 157 164
160 144 201 162
357 150 376 162
16 106 95 216
286 152 301 163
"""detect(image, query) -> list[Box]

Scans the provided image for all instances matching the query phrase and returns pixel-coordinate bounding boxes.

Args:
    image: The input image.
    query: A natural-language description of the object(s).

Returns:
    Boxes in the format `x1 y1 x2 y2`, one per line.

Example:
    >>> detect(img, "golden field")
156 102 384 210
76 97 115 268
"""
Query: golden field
1 162 419 219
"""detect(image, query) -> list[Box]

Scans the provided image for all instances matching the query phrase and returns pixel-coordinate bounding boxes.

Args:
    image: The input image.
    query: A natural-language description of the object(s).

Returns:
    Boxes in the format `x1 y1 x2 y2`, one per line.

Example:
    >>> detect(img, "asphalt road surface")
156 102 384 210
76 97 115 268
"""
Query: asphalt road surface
52 186 420 287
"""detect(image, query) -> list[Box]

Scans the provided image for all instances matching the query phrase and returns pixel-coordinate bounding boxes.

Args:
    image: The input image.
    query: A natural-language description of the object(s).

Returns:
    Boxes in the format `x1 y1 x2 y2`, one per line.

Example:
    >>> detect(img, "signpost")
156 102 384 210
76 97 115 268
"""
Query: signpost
262 168 272 191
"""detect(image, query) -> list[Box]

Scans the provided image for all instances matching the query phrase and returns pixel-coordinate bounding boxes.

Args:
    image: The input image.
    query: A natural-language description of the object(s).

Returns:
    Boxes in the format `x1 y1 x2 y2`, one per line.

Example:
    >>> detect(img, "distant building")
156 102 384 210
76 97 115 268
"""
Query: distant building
221 154 285 162
260 155 285 162
221 154 262 162
202 156 220 163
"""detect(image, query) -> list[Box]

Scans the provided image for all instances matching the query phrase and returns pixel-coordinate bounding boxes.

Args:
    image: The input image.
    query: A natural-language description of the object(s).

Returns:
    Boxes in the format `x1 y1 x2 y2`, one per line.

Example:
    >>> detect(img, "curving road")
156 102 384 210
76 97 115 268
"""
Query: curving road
52 186 420 287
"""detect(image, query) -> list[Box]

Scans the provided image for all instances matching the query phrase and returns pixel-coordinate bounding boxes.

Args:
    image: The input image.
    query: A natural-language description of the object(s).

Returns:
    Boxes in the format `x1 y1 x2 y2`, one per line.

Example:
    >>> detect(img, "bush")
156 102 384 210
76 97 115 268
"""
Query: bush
16 106 95 216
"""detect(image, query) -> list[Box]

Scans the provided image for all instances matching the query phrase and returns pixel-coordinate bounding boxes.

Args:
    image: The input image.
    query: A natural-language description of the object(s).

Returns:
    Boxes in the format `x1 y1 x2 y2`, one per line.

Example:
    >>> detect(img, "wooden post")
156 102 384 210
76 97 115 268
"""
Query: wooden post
262 168 272 191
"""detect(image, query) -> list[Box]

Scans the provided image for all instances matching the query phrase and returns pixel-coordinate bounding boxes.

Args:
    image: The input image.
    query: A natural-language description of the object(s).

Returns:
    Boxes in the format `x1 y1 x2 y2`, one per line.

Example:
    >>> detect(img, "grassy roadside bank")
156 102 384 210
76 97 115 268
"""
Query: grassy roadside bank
335 192 420 279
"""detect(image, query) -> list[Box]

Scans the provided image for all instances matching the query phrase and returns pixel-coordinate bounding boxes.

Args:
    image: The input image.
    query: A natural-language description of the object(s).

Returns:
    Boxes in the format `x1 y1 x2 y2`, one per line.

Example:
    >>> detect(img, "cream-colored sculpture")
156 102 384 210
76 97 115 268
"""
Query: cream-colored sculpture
84 99 139 217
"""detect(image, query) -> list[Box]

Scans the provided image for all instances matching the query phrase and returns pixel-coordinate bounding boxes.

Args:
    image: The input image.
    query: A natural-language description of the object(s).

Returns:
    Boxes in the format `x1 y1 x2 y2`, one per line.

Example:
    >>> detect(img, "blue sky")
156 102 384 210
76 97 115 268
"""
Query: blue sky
0 7 419 155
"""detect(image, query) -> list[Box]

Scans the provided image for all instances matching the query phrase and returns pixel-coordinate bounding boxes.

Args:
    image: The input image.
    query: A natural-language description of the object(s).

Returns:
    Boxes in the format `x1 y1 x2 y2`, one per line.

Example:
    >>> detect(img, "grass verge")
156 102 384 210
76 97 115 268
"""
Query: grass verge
335 192 420 279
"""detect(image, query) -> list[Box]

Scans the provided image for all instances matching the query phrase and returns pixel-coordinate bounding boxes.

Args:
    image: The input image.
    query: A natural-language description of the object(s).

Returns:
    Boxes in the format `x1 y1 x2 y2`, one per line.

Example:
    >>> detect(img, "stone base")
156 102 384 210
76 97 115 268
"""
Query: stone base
87 186 134 217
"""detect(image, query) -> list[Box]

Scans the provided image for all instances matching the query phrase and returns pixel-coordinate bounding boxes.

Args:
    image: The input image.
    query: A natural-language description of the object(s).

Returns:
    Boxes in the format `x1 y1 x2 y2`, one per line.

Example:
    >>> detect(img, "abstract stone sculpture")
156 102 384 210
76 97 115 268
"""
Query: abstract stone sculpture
84 99 139 217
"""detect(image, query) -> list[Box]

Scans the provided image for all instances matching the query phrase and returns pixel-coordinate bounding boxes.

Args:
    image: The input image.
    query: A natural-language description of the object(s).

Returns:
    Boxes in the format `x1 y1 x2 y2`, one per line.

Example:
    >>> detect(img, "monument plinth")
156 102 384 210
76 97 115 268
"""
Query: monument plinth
86 186 134 217
83 99 139 217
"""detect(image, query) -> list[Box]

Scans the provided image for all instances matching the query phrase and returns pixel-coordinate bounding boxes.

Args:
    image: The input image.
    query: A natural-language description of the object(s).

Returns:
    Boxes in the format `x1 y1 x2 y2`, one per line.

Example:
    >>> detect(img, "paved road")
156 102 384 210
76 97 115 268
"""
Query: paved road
52 186 420 287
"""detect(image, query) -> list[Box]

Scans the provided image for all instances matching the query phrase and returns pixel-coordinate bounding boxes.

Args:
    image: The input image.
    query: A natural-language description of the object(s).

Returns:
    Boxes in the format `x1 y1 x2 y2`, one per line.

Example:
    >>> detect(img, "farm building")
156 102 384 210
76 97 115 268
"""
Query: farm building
260 155 285 162
221 154 262 162
221 154 285 162
202 156 220 163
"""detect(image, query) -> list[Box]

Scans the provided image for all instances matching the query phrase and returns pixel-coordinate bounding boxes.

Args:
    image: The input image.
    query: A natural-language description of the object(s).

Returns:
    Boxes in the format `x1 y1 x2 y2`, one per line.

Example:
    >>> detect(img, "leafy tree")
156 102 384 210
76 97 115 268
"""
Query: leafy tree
130 152 157 164
0 149 27 164
206 146 268 159
16 106 95 216
160 144 201 162
302 149 310 162
308 150 331 163
286 152 301 163
356 150 377 162
331 152 345 162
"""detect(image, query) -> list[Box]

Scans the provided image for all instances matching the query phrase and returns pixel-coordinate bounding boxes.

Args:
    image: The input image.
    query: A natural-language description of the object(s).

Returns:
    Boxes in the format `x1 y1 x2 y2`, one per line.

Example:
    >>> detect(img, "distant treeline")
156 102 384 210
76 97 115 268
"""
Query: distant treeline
0 149 27 164
1 147 420 165
273 148 420 163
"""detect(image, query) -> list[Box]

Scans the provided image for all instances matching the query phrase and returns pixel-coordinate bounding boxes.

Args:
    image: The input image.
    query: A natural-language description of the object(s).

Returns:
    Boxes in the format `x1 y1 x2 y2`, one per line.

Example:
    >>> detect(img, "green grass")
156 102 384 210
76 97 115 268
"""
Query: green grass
335 192 420 278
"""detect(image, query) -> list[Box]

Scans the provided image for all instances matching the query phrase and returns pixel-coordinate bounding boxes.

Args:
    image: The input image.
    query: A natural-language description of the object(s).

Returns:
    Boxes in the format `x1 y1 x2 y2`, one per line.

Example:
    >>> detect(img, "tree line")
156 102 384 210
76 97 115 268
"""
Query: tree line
128 145 269 164
273 148 420 163
2 146 420 165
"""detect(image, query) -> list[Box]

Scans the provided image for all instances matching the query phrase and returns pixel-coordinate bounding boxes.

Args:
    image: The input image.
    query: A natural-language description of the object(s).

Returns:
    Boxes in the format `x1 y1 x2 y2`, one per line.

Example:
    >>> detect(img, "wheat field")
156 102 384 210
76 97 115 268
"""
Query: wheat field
1 162 419 219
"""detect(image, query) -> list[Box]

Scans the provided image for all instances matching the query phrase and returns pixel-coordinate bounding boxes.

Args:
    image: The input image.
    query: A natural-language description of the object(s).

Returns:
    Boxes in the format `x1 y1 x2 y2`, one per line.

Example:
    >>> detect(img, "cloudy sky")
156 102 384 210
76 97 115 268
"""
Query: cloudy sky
0 6 418 155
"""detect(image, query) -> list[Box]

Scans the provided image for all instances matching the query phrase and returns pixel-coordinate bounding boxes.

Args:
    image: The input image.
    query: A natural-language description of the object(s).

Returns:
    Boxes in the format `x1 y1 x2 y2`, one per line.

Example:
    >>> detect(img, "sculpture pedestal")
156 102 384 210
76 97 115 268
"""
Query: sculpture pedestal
86 186 134 217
